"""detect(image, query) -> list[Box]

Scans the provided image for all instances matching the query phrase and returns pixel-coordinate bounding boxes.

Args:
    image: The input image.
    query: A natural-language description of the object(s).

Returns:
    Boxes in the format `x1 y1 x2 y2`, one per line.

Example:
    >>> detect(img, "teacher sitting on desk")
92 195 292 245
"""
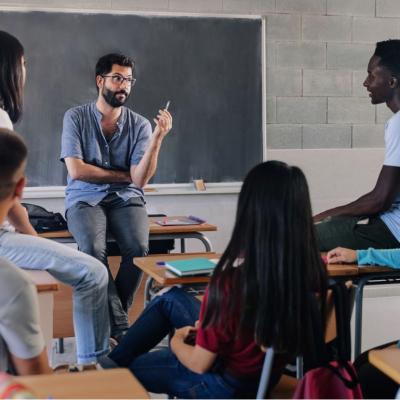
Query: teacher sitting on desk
60 53 172 343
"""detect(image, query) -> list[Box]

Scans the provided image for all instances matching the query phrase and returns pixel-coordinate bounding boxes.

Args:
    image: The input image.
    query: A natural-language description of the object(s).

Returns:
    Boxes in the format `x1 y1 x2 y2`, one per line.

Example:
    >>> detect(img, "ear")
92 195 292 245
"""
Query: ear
390 76 399 88
96 75 103 89
14 176 26 200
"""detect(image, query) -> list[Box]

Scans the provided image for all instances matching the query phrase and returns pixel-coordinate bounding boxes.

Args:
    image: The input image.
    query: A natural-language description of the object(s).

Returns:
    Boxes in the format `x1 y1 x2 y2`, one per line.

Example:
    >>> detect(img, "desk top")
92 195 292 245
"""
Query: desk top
40 216 217 239
23 270 59 293
134 253 363 286
369 345 400 384
15 369 149 399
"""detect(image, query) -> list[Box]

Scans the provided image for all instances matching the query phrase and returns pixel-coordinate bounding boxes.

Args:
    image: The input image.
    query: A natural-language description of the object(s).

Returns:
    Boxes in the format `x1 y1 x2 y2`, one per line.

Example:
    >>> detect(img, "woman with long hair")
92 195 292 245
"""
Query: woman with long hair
103 160 328 398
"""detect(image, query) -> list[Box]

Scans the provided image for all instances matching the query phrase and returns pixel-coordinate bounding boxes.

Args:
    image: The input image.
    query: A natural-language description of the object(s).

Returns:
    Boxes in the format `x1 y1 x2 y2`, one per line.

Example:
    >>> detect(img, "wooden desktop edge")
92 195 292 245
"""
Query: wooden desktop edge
369 346 400 385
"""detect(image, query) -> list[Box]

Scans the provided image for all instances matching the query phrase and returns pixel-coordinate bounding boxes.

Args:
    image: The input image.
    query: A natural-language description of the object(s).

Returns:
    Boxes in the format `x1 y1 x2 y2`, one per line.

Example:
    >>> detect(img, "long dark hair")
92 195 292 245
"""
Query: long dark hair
0 31 24 123
202 161 327 356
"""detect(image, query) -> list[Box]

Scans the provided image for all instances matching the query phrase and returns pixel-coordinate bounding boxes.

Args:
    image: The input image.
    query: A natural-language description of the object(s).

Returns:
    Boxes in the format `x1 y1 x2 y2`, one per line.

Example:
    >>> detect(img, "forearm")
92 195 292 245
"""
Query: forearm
314 192 385 222
7 202 37 236
357 248 400 269
170 339 202 373
131 136 163 188
70 162 131 184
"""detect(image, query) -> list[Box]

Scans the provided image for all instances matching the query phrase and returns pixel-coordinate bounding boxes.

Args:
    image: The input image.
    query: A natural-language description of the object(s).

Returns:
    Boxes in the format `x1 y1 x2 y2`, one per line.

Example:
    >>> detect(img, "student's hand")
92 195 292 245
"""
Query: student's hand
153 109 172 140
327 247 357 264
174 325 196 342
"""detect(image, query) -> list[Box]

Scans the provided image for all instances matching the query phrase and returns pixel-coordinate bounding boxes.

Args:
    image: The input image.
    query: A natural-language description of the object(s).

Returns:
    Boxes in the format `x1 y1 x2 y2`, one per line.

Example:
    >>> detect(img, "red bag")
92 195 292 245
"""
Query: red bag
293 360 363 399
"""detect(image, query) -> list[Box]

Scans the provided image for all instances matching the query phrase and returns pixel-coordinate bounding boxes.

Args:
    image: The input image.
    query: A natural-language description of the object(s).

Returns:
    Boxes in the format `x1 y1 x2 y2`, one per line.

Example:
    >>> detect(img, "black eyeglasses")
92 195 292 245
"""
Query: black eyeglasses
102 74 136 86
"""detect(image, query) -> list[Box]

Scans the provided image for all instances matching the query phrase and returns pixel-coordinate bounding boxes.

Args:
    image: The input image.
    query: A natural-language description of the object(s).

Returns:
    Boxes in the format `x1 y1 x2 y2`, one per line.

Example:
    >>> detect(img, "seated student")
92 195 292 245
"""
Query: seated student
100 161 328 398
0 30 109 366
0 129 50 375
315 40 400 251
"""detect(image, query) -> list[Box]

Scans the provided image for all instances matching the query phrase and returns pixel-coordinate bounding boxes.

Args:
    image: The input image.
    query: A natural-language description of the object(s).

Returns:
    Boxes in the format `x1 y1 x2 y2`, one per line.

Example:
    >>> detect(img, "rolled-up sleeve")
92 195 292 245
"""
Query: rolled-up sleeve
60 109 83 162
130 119 152 166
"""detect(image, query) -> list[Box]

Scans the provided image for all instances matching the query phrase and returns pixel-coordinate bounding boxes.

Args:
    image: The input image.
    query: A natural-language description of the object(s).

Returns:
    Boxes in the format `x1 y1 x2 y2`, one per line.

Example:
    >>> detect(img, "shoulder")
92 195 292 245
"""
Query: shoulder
0 109 13 130
64 103 93 120
125 108 151 130
0 257 32 299
386 111 400 131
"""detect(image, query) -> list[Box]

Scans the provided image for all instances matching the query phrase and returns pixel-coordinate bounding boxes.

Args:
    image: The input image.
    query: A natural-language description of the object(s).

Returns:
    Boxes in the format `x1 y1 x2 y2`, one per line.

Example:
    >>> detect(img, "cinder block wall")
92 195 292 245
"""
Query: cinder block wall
2 0 399 150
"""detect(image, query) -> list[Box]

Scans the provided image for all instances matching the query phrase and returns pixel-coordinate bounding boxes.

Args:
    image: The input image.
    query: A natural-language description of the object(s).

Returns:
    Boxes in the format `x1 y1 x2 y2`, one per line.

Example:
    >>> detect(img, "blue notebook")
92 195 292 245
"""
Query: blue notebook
165 258 218 276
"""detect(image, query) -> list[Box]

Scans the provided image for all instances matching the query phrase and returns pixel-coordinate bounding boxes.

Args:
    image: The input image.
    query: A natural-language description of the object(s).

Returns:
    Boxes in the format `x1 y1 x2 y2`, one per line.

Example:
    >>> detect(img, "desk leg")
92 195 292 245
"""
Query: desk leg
144 276 154 306
37 292 54 365
354 277 369 359
180 238 186 253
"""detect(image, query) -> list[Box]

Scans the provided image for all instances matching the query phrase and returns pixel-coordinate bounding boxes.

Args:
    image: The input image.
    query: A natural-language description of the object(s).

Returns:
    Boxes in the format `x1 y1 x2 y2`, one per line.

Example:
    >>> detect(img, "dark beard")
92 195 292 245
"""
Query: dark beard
102 87 129 107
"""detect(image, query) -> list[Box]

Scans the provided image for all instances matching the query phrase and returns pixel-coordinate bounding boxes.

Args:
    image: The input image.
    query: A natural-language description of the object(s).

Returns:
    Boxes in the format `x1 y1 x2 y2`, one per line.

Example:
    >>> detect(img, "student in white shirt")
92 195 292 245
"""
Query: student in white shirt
0 128 50 375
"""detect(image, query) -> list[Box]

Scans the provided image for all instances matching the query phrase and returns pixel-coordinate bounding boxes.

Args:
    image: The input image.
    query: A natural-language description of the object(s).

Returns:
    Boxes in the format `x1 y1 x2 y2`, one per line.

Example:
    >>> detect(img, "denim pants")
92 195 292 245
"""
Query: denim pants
66 194 149 339
0 229 110 364
106 287 245 398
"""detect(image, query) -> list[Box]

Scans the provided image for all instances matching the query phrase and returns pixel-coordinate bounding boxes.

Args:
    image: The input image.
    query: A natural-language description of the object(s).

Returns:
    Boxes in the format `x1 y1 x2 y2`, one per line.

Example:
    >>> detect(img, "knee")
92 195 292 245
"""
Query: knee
80 240 108 263
81 256 109 288
121 240 149 258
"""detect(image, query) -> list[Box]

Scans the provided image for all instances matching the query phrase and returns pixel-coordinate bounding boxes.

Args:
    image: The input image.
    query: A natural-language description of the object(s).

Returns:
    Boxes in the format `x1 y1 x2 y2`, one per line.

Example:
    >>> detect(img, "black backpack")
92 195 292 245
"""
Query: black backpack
21 203 68 233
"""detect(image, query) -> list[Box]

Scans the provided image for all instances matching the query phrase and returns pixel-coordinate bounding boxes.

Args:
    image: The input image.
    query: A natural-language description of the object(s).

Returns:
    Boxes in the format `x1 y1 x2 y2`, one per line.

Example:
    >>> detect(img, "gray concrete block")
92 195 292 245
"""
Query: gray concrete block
112 0 168 10
168 0 223 12
303 124 352 148
352 71 369 97
266 14 301 40
0 0 111 8
266 97 276 124
266 40 277 67
353 17 400 43
277 42 325 69
327 43 374 69
222 0 275 14
266 68 302 96
327 0 375 16
377 104 394 124
276 0 326 14
303 69 351 96
328 97 374 124
267 124 302 149
277 97 327 123
353 124 385 148
302 15 351 42
377 0 400 18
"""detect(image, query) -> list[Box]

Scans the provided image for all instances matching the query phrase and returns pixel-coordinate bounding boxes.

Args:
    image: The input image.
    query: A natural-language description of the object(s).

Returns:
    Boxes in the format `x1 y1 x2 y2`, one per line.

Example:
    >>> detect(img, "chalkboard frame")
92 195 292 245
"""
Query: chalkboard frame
1 9 266 189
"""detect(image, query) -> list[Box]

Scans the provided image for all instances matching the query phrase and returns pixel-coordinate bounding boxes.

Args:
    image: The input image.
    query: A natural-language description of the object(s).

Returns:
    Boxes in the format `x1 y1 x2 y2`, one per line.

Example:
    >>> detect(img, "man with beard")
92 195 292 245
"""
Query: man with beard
61 53 172 343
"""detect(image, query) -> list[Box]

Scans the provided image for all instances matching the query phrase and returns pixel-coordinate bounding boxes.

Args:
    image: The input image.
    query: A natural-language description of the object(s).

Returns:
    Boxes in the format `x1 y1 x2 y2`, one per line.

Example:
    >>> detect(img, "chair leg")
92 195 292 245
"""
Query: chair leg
256 348 275 399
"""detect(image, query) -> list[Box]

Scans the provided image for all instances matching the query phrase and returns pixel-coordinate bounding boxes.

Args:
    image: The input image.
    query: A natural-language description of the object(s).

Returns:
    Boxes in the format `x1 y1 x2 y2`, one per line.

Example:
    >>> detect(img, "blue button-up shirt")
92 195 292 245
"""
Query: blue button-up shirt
60 102 152 211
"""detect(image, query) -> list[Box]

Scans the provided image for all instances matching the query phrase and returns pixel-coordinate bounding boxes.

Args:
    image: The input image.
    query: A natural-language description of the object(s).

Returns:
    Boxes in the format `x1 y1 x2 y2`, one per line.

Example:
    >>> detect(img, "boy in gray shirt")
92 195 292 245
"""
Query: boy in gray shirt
0 128 50 375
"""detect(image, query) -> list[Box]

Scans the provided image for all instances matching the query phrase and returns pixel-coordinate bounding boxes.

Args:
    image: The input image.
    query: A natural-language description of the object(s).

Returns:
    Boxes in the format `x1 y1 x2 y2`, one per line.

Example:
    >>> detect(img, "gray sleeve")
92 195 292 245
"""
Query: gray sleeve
130 118 152 166
0 282 45 359
60 108 84 162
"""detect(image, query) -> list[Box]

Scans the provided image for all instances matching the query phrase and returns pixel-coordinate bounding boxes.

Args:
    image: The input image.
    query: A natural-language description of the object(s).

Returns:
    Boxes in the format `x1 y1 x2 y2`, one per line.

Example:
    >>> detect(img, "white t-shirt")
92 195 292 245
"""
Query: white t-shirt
0 110 14 232
0 255 45 372
380 111 400 241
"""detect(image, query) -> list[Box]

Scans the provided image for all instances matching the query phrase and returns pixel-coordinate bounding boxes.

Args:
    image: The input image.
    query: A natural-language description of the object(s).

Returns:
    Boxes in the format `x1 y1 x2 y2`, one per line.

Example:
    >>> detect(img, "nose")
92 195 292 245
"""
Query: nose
363 77 369 88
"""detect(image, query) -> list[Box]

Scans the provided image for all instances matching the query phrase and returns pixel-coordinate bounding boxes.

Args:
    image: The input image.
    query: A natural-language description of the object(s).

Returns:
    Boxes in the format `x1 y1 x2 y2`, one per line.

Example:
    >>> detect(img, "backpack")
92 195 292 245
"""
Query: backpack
21 203 68 233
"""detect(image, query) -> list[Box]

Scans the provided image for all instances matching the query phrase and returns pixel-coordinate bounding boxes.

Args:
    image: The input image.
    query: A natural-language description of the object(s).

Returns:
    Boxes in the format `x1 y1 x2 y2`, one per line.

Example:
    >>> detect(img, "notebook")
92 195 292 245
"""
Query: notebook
165 258 218 276
155 216 205 226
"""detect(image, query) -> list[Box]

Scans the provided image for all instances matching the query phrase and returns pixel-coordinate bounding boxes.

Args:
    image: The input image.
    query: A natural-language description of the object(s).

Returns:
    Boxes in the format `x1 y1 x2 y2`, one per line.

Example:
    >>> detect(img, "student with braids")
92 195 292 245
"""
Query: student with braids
101 160 328 398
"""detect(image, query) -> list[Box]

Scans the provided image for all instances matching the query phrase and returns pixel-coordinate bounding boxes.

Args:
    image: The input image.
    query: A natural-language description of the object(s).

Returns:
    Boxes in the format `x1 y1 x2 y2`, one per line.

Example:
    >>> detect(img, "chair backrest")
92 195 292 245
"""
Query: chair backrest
255 280 355 399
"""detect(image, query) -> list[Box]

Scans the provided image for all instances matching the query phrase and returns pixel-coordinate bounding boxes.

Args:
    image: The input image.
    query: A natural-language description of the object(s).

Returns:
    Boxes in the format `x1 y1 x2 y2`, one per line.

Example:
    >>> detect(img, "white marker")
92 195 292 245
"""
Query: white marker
165 100 170 111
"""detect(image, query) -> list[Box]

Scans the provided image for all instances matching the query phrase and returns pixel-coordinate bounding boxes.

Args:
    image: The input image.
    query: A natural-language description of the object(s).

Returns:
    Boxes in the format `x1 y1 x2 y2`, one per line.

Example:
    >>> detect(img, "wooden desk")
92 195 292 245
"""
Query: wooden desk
369 345 400 385
16 369 149 399
40 216 217 252
23 270 59 349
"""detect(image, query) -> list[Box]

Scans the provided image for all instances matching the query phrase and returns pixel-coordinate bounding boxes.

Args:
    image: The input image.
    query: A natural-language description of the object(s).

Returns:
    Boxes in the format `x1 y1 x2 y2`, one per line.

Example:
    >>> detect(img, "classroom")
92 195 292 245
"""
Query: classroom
1 0 400 398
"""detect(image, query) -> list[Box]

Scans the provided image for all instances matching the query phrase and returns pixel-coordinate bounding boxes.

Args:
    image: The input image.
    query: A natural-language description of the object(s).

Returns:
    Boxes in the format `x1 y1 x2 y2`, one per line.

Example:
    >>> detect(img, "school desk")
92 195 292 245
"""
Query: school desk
23 270 59 349
15 368 149 399
40 216 217 252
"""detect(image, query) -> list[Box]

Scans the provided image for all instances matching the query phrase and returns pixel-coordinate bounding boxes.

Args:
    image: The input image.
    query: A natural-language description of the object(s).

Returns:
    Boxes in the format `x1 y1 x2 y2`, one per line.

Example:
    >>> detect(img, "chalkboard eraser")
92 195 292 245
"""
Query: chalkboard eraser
193 179 206 191
144 187 157 192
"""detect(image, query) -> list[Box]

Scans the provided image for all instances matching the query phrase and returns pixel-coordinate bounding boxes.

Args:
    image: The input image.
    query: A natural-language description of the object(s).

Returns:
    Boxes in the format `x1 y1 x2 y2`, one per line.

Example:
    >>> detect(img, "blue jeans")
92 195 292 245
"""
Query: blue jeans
0 229 110 364
106 287 245 398
67 194 149 339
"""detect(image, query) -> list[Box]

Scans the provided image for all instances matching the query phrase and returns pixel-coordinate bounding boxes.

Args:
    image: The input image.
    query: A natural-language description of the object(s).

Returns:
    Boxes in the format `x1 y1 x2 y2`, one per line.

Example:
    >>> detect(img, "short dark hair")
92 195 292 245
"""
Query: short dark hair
374 39 400 78
0 128 27 200
0 31 24 123
95 53 134 81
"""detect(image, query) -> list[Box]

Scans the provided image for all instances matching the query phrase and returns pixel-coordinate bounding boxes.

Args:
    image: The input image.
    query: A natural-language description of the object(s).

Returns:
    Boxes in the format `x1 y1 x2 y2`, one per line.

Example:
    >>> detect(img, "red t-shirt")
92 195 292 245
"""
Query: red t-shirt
196 287 264 379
